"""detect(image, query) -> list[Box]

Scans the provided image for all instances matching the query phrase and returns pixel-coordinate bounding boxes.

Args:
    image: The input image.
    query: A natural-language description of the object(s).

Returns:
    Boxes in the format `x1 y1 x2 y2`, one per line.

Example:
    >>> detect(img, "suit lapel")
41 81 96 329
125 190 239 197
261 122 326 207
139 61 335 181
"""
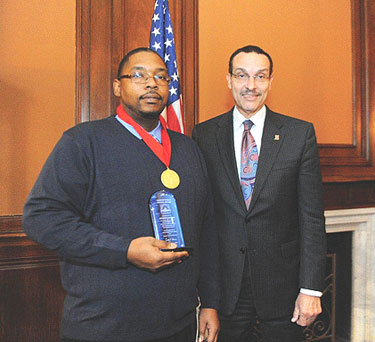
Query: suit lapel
247 108 285 214
215 111 248 213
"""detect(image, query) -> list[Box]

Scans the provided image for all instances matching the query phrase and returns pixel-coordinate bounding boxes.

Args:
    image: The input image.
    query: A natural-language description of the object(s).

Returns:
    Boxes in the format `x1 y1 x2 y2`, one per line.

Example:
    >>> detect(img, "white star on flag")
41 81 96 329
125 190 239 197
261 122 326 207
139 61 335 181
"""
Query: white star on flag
149 0 185 134
164 38 172 48
169 86 177 96
152 42 161 51
152 27 160 37
171 72 178 82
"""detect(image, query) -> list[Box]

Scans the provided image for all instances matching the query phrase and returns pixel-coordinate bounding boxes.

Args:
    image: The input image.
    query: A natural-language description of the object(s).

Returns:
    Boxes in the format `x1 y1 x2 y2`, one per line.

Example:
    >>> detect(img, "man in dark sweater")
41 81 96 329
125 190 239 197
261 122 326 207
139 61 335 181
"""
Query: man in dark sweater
23 48 220 342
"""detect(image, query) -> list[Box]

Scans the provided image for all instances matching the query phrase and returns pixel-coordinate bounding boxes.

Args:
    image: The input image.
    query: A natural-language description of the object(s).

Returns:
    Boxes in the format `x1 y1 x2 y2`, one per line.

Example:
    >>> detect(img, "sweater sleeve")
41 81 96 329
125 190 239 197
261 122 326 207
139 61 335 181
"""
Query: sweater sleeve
194 143 221 310
23 133 131 269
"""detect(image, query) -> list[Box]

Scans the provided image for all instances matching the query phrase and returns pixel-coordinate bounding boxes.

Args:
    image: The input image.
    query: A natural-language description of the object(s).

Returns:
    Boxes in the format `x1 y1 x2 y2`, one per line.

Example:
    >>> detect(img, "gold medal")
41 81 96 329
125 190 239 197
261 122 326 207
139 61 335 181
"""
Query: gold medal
161 168 180 189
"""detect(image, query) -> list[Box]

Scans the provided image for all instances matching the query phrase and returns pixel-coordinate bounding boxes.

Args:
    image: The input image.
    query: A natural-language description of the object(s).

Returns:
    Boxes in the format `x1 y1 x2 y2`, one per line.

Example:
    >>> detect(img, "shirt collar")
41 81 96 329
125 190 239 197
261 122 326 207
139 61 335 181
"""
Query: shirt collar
233 105 267 130
115 115 162 143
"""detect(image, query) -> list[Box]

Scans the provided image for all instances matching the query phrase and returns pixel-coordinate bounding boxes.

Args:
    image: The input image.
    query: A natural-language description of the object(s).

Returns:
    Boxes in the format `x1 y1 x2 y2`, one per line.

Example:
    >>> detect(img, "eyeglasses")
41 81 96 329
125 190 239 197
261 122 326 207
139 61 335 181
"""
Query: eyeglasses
231 73 271 84
118 71 171 86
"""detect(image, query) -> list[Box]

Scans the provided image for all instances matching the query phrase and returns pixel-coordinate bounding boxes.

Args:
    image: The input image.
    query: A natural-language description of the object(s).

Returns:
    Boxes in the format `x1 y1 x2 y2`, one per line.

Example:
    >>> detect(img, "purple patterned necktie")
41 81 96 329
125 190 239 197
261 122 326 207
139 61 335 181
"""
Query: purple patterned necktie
241 120 258 209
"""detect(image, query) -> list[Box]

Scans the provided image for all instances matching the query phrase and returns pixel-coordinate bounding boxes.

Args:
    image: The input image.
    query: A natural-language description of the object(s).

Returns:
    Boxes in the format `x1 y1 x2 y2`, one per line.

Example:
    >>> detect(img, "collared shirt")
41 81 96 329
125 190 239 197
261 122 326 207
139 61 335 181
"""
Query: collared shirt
115 115 162 143
232 105 322 298
233 105 266 180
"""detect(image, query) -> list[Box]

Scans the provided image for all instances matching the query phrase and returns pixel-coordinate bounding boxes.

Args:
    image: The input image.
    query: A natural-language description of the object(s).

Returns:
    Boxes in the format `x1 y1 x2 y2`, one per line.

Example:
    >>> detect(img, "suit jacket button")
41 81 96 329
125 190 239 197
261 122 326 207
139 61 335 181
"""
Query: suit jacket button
240 247 246 254
245 217 250 223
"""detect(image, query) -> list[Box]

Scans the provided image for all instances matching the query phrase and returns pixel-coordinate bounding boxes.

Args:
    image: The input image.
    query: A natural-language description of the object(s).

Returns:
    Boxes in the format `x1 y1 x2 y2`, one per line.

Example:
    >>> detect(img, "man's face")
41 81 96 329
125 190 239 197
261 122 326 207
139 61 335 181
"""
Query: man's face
226 52 273 118
113 51 169 121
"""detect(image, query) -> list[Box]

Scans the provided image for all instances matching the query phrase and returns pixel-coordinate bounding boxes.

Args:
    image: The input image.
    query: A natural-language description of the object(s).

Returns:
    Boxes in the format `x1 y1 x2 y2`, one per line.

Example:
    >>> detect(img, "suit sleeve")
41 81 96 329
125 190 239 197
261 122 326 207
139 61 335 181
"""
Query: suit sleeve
23 133 131 269
193 136 221 310
298 123 327 291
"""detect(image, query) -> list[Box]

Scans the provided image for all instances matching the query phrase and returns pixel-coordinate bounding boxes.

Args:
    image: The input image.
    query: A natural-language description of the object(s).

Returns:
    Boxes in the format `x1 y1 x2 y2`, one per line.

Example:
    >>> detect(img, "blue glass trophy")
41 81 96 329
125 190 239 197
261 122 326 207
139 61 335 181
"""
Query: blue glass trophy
149 190 191 252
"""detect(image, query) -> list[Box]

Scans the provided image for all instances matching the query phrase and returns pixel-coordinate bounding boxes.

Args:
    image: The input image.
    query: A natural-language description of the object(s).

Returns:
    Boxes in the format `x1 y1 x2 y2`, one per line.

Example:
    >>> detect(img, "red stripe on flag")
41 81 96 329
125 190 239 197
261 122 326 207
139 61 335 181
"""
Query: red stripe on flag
166 98 185 133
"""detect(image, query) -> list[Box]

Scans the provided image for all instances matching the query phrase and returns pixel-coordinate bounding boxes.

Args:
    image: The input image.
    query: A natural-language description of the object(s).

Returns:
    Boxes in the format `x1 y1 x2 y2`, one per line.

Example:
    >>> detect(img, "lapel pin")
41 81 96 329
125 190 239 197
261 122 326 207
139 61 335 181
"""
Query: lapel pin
274 135 280 141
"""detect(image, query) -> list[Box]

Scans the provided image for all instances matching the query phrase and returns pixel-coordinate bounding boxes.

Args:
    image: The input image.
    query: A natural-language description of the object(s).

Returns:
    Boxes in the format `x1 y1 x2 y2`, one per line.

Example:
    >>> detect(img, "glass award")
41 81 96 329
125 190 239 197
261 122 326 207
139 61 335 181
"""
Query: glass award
149 190 191 252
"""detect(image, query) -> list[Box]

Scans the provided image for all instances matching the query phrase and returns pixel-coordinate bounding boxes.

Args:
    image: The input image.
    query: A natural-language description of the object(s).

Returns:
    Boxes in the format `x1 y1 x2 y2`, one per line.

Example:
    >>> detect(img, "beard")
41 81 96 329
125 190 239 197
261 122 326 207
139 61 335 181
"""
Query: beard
121 101 166 127
138 108 163 120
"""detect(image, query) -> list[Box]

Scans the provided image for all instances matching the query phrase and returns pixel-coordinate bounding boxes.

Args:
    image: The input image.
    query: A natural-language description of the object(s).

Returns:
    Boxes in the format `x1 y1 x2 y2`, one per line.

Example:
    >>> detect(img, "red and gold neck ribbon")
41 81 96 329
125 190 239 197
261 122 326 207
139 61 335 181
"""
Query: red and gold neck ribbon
116 105 171 168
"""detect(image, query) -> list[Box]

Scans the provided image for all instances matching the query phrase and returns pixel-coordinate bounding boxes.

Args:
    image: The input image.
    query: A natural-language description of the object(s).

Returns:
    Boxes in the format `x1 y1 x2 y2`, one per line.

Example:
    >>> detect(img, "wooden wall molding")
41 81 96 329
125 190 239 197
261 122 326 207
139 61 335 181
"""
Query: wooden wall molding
0 216 58 269
324 181 375 210
0 215 22 233
320 0 375 182
0 216 63 342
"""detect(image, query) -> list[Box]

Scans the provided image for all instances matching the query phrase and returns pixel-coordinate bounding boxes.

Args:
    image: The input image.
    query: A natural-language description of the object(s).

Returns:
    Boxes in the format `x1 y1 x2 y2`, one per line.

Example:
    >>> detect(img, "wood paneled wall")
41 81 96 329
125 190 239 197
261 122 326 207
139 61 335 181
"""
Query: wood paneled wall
0 216 64 341
320 0 375 183
321 0 375 210
0 1 374 341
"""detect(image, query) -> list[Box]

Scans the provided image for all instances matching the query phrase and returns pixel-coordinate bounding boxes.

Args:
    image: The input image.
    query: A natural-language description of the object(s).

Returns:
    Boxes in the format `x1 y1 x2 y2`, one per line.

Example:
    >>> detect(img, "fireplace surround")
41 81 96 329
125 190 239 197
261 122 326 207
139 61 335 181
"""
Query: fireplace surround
325 208 375 341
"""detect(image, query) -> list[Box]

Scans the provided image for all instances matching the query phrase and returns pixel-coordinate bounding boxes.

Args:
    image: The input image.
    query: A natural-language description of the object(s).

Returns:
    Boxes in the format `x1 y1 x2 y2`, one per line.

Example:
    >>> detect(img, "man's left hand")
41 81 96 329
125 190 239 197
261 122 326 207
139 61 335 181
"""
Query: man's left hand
291 293 322 326
198 308 219 342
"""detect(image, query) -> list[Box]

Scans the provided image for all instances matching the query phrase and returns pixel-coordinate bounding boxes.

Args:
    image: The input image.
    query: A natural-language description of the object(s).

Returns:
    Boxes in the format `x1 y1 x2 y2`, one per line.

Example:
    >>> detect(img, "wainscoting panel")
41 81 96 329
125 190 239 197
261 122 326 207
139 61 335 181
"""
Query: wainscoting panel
0 216 64 342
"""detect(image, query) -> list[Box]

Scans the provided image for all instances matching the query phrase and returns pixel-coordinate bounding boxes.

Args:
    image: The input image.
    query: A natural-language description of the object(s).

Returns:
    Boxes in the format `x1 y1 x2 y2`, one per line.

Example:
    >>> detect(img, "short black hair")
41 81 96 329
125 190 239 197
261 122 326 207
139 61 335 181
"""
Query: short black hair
228 45 273 76
116 47 166 79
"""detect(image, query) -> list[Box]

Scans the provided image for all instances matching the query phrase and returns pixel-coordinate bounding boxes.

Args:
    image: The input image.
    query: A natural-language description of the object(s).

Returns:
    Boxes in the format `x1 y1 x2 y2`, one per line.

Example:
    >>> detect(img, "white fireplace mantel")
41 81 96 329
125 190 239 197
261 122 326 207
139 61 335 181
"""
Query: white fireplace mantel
325 208 375 342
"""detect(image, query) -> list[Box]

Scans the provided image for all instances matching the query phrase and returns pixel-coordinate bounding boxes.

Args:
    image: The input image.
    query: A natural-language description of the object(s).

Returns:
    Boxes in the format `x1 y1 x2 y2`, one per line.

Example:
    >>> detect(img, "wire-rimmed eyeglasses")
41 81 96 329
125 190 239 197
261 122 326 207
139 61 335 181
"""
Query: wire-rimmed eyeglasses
231 72 271 84
118 71 171 86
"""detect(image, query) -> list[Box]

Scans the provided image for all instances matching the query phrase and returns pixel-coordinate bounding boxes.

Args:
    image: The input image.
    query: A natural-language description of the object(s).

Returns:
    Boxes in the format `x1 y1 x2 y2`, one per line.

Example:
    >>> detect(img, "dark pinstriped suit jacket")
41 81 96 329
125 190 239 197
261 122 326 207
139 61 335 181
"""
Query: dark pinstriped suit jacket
192 107 326 320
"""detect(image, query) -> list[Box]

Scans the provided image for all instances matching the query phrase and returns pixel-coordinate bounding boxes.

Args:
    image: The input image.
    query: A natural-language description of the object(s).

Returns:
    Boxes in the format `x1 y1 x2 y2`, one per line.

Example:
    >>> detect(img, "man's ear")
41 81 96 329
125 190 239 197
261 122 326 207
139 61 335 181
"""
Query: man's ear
268 74 274 90
113 79 121 97
226 73 232 89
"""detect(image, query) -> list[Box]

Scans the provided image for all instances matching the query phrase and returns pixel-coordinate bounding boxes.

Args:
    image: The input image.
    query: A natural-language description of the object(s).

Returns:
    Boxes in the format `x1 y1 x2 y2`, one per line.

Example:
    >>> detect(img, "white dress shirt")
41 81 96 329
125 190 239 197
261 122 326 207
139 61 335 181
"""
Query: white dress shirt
232 105 322 298
233 106 266 180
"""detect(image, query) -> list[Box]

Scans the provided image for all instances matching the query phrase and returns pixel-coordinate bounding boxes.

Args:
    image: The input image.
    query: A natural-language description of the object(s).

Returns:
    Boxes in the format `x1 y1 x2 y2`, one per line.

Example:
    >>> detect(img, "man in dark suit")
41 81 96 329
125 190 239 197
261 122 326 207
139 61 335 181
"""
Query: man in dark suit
192 45 327 341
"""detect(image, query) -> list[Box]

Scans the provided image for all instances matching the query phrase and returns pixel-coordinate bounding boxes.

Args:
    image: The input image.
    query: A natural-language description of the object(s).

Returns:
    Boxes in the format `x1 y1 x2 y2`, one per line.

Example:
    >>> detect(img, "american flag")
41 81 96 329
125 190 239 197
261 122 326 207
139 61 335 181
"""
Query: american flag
150 0 185 134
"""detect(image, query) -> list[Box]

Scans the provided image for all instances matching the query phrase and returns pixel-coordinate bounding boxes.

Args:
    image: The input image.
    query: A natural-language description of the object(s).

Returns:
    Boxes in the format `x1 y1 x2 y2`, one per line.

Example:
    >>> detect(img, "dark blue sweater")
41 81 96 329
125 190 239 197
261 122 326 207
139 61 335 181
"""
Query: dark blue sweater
23 116 219 341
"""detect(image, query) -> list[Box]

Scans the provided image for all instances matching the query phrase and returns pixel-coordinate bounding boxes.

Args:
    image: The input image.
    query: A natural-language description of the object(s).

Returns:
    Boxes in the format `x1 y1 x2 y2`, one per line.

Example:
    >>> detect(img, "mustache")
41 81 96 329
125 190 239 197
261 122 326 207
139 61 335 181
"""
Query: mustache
240 90 260 96
139 91 162 100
